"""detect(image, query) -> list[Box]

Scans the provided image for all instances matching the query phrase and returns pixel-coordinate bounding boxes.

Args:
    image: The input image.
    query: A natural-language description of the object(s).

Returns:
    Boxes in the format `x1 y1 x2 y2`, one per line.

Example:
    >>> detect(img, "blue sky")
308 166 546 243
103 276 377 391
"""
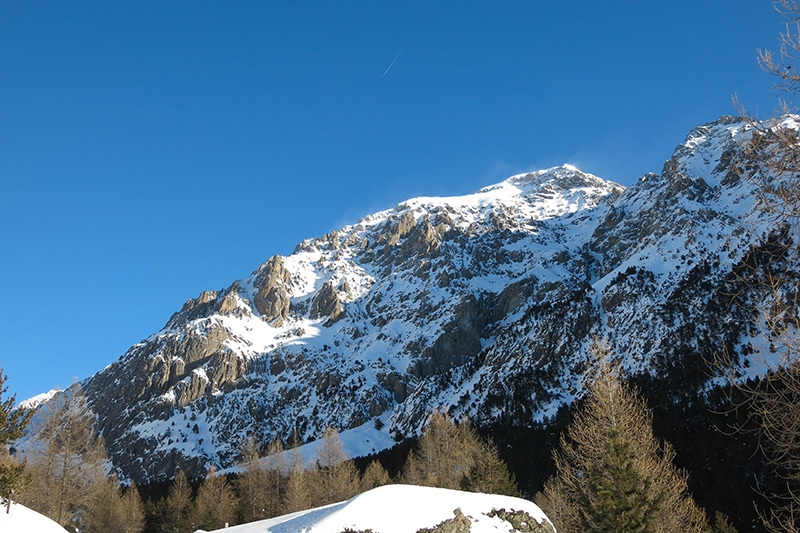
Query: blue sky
0 1 786 401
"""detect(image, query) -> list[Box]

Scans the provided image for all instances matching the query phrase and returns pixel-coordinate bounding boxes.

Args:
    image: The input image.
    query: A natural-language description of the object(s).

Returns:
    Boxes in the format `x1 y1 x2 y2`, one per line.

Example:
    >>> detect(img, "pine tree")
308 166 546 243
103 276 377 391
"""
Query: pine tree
0 366 32 505
0 449 26 509
540 339 708 533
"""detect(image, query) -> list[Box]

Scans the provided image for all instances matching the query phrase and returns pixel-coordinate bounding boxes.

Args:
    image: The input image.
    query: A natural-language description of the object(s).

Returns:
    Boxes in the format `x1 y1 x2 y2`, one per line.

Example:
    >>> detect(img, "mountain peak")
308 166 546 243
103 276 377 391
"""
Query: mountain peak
19 116 796 486
504 164 612 191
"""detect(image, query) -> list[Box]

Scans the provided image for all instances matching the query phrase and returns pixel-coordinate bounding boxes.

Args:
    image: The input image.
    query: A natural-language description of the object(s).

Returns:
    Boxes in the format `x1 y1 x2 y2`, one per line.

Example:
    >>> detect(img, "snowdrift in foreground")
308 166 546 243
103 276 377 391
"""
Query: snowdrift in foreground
0 501 65 533
206 484 554 533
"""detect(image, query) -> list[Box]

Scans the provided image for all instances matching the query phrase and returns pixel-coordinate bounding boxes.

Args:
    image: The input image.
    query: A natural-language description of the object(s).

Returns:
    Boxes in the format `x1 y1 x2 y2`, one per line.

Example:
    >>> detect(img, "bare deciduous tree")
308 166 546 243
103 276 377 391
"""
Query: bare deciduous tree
283 433 311 514
83 475 145 533
401 410 482 490
235 436 287 522
162 469 195 533
20 385 107 528
539 339 708 533
194 466 237 530
360 459 392 492
308 427 360 506
731 3 800 531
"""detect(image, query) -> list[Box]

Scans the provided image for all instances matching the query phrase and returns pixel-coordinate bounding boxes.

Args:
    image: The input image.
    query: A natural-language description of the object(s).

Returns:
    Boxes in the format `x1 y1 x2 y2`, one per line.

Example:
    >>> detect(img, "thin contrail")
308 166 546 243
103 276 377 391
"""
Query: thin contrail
382 35 413 78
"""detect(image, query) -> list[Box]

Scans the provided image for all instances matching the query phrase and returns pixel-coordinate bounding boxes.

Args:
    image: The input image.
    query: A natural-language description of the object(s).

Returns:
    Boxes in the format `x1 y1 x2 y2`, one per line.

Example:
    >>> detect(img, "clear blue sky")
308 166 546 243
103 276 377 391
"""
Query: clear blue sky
0 1 785 402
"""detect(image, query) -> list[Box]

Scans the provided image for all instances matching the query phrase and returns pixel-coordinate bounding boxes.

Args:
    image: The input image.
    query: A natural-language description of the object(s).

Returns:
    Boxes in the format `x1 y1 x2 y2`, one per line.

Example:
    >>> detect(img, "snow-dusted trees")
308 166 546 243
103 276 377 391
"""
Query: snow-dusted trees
0 366 31 505
539 340 707 533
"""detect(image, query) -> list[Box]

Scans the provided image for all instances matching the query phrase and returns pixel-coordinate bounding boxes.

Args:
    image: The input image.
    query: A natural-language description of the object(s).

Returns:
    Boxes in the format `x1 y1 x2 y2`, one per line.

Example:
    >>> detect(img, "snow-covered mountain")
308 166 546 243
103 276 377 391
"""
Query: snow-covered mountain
23 115 797 485
204 485 554 533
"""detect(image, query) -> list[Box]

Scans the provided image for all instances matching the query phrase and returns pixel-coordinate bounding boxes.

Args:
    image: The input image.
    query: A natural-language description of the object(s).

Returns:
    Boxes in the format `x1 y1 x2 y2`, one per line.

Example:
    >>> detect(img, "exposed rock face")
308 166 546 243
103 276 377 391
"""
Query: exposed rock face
24 116 800 485
417 508 472 533
252 255 292 326
309 281 344 323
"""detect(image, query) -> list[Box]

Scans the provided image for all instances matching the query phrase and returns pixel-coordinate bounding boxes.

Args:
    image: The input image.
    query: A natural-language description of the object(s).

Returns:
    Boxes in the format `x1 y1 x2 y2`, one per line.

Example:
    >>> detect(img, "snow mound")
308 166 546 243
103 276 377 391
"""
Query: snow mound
207 484 553 533
0 501 65 533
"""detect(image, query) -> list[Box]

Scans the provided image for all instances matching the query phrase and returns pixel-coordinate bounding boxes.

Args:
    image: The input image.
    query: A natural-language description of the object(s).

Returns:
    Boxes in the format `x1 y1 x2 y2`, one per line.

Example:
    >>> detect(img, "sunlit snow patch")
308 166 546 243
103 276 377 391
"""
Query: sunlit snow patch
202 484 554 533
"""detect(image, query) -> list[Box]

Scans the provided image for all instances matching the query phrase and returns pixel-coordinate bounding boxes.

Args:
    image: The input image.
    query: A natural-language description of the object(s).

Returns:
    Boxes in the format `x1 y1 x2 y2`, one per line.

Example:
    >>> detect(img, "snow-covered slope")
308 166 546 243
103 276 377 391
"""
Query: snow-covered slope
204 485 553 533
20 115 800 485
0 501 66 533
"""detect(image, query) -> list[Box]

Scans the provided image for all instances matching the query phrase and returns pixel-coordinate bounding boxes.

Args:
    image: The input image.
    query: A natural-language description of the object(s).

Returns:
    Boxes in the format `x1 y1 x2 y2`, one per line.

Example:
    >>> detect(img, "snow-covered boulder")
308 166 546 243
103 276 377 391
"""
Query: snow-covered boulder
204 484 554 533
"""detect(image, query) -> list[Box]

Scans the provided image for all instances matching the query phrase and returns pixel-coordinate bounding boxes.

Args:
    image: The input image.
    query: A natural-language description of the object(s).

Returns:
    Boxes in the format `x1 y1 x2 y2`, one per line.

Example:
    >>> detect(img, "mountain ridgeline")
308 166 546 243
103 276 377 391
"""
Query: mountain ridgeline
33 115 792 486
